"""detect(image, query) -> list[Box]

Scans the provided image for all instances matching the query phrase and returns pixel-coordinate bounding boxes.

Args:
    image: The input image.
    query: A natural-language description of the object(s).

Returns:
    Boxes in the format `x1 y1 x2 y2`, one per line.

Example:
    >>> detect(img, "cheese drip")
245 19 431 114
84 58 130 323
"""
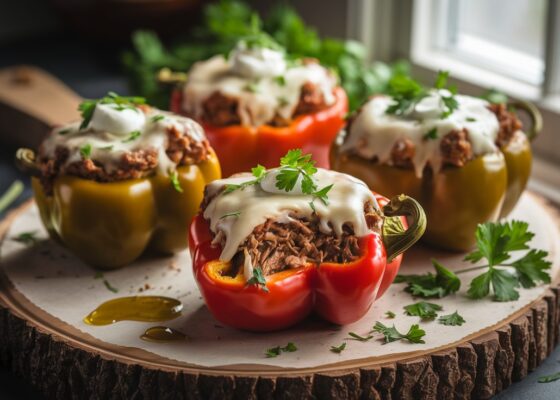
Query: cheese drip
340 92 500 177
203 168 378 262
182 45 336 127
41 106 206 174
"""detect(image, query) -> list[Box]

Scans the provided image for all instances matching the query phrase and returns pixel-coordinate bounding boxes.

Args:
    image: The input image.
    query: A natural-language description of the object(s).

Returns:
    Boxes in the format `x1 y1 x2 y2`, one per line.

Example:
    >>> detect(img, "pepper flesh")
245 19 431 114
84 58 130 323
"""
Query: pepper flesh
189 191 403 331
171 88 348 177
330 146 508 251
33 150 221 269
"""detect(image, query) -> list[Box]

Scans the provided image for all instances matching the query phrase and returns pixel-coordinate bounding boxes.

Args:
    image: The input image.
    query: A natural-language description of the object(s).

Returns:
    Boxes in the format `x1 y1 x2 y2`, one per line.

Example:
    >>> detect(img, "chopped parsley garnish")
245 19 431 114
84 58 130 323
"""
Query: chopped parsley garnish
466 117 477 122
246 267 269 292
373 322 426 344
275 75 286 86
58 128 71 135
385 310 396 319
265 342 297 357
403 301 442 320
151 115 165 123
122 130 142 143
438 311 466 326
395 259 461 298
330 343 346 354
80 144 92 159
538 371 560 383
223 164 267 194
99 145 114 151
78 92 146 130
220 211 241 219
348 332 373 342
94 272 118 293
423 128 438 140
396 221 551 302
169 170 183 193
12 231 38 245
244 81 260 93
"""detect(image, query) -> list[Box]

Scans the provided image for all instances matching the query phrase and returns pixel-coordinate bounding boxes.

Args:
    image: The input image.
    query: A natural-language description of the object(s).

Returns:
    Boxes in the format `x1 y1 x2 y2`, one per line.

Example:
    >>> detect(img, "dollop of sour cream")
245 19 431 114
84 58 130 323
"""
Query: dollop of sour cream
41 105 206 174
203 168 378 263
182 43 337 127
340 91 500 176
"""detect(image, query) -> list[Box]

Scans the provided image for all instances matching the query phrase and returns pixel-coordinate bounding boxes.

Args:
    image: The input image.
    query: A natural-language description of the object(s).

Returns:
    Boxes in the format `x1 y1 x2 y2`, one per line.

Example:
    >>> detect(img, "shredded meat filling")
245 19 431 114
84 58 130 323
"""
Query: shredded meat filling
209 201 382 277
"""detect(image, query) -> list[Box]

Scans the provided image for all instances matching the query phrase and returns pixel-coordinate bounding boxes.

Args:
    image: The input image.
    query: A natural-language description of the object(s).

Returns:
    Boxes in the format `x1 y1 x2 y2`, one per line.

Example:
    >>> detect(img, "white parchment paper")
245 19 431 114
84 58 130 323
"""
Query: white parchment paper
1 193 558 369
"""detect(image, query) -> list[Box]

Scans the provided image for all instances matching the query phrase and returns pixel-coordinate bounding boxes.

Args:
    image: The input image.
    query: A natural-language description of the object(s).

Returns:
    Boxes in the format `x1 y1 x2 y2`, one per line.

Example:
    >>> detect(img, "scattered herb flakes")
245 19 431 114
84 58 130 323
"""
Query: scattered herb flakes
99 145 114 151
103 280 119 293
275 75 286 86
220 211 241 219
394 259 460 298
122 130 142 143
403 301 442 320
538 371 560 383
12 231 38 245
330 343 346 354
348 332 373 342
58 128 71 135
80 143 92 159
246 267 269 292
438 311 466 326
466 117 477 122
265 342 298 357
373 322 426 344
423 128 438 140
385 310 396 319
169 170 183 193
244 81 260 93
151 114 165 123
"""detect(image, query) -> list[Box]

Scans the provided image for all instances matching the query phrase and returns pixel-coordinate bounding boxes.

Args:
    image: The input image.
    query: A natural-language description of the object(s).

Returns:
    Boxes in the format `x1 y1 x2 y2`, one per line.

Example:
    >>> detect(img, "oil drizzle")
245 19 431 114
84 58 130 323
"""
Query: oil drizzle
141 326 187 342
84 296 182 326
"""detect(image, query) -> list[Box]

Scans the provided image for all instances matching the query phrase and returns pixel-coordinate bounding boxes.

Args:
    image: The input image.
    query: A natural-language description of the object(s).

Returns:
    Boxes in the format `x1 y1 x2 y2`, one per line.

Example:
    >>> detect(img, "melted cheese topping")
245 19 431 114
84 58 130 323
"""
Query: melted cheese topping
41 105 206 174
182 45 336 127
340 92 500 176
203 168 378 262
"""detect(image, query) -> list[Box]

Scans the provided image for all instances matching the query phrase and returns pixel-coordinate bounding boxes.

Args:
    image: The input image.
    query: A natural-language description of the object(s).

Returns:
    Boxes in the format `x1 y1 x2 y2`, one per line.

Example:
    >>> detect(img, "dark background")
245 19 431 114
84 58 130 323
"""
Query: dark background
0 1 559 398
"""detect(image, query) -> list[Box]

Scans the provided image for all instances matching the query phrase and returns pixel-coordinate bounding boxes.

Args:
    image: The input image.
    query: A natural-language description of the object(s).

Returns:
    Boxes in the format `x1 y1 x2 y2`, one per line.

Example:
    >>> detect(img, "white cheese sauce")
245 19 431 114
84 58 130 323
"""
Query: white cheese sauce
203 168 378 262
340 91 500 176
182 44 336 127
41 105 206 174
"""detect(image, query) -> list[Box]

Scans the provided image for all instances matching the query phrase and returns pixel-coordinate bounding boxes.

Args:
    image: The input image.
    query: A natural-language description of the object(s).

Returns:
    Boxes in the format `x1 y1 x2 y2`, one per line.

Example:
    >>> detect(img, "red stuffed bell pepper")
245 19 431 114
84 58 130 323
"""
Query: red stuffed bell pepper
189 150 425 331
170 34 348 177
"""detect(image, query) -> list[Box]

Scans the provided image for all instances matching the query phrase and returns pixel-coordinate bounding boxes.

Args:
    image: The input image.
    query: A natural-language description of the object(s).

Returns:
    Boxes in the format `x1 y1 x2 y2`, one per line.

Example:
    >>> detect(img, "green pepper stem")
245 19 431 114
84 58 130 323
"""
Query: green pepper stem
382 194 427 262
15 148 41 177
507 100 542 141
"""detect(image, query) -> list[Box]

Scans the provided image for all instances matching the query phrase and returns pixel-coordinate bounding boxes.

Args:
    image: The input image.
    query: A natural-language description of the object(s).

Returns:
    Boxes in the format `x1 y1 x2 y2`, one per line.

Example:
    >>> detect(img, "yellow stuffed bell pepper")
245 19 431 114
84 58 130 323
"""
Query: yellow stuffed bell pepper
16 92 221 269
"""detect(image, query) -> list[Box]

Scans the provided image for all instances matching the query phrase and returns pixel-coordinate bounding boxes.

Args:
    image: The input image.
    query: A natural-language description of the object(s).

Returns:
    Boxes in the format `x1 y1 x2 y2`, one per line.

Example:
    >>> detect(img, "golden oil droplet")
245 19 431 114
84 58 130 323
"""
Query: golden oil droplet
140 326 187 342
84 296 182 326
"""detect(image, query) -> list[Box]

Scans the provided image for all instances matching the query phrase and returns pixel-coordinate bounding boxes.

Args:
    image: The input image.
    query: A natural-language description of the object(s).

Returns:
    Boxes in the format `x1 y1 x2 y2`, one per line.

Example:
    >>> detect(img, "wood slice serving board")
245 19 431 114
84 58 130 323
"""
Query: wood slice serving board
0 192 559 400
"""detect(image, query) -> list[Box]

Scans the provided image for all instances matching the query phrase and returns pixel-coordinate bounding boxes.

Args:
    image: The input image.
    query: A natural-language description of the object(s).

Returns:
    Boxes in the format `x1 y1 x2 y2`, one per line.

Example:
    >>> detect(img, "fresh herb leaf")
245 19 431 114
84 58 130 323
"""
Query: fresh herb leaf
440 94 459 119
434 70 449 89
403 301 442 320
348 332 373 342
103 279 119 293
282 342 298 352
58 128 71 135
252 164 267 179
78 92 146 130
246 267 269 292
423 128 438 140
309 201 316 213
482 89 508 104
373 322 426 344
538 371 560 383
80 144 92 159
122 130 142 143
275 75 286 86
312 184 333 206
12 231 38 245
266 346 281 358
151 115 165 123
223 165 267 195
466 117 477 122
385 310 396 319
395 259 460 298
169 170 183 193
330 343 346 354
385 74 426 116
438 311 465 326
220 211 241 219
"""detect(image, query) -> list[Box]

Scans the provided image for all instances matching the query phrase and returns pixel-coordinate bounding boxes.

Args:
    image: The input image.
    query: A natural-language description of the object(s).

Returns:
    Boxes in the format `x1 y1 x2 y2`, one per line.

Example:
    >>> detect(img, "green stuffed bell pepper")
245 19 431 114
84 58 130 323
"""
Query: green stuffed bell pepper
16 92 221 269
330 73 541 251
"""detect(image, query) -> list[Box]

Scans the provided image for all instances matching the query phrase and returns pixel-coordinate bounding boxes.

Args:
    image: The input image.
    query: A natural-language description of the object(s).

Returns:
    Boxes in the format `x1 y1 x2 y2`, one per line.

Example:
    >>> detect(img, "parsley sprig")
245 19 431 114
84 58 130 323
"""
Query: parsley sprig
396 221 551 302
265 342 297 357
403 301 442 320
373 322 426 344
78 92 146 130
438 311 466 326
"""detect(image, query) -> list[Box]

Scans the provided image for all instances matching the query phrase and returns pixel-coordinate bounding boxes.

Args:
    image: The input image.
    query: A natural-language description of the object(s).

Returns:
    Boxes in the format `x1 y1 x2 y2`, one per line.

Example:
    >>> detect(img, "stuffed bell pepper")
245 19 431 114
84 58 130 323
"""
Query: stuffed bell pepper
330 72 541 251
16 92 221 269
189 150 425 331
170 34 347 177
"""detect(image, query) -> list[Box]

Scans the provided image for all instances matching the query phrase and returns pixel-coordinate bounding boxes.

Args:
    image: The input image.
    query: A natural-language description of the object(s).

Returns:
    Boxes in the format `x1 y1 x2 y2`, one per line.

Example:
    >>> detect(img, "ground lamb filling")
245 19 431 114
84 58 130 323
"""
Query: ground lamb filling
198 81 330 128
38 125 211 195
347 103 522 169
208 201 382 277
